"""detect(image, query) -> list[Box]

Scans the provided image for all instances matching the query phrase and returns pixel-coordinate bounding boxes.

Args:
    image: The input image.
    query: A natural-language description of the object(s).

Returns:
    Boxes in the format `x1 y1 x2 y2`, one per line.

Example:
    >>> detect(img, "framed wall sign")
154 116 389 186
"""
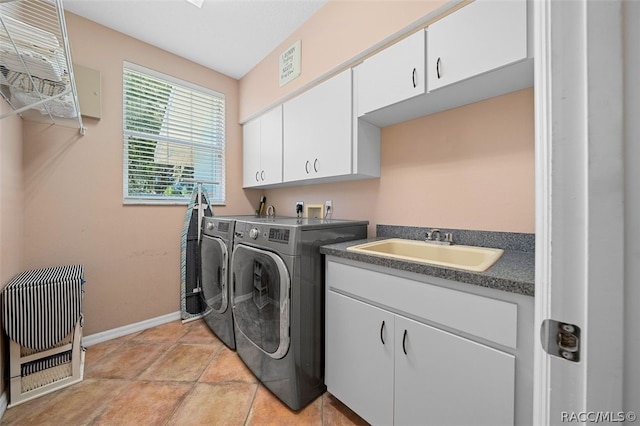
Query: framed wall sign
279 40 301 86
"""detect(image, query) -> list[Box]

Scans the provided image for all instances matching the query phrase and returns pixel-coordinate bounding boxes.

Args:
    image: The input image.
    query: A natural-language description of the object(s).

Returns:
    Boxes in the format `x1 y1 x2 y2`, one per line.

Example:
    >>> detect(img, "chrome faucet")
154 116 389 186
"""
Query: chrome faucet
425 229 454 245
427 229 442 242
266 205 276 218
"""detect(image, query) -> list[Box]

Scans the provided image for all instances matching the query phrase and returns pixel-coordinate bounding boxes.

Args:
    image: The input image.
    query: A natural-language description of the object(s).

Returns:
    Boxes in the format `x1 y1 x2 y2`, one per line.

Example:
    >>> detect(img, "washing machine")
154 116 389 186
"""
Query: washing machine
200 214 293 348
231 217 368 410
200 215 261 349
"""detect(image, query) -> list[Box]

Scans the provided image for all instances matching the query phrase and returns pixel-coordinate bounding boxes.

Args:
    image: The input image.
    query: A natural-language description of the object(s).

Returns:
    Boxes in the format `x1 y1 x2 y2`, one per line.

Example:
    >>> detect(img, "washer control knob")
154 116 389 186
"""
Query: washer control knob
249 228 260 239
206 222 214 231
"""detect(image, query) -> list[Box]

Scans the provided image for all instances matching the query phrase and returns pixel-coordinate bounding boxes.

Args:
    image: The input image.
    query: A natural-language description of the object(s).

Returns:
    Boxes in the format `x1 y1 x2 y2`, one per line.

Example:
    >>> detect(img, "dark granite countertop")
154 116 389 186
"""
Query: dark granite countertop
321 229 535 297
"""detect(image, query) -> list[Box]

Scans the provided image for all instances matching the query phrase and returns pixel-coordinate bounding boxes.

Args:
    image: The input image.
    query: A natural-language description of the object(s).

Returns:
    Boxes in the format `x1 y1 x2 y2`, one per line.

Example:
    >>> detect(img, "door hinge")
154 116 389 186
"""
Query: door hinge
541 319 581 362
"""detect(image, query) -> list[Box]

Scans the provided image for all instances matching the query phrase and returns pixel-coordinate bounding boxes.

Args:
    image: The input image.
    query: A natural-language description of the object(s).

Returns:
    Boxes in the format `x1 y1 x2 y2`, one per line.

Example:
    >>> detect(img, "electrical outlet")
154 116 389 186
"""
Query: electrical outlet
295 201 304 215
325 200 333 216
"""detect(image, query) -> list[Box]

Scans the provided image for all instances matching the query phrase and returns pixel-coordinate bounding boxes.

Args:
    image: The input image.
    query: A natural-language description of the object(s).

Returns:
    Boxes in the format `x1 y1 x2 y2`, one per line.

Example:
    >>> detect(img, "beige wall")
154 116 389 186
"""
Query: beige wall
0 103 23 288
240 1 534 234
21 13 256 335
8 0 534 340
263 89 534 235
239 0 448 122
0 98 24 399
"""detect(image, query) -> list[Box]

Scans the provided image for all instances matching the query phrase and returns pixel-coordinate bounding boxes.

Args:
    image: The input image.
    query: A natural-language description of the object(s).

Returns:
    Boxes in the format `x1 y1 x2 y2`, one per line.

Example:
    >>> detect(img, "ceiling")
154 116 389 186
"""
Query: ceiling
63 0 328 80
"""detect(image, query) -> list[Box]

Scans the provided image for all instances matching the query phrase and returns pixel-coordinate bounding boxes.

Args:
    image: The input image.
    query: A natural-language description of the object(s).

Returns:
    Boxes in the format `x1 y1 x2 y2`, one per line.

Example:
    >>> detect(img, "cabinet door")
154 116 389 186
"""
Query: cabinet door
325 291 394 426
395 316 515 426
427 0 527 91
242 117 262 187
259 105 282 186
283 69 352 182
242 106 283 188
357 29 426 116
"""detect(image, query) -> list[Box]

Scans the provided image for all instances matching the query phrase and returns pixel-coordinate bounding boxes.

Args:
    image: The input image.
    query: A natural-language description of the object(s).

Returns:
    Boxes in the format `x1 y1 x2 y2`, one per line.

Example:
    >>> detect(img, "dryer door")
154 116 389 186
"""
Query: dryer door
231 244 291 359
200 235 228 314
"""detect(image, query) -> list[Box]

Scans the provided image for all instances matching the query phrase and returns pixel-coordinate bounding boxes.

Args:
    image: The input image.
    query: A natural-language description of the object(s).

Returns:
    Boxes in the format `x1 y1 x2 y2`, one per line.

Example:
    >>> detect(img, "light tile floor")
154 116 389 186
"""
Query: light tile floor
1 320 368 425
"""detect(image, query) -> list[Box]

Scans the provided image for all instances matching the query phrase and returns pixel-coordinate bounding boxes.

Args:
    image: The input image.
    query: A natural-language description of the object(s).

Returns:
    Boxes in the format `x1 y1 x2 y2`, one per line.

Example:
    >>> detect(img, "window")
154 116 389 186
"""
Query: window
123 62 225 204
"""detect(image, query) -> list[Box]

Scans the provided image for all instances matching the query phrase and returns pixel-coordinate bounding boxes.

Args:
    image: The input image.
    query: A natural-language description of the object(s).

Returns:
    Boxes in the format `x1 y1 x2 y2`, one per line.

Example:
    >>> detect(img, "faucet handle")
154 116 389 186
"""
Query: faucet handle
426 229 441 241
266 205 276 218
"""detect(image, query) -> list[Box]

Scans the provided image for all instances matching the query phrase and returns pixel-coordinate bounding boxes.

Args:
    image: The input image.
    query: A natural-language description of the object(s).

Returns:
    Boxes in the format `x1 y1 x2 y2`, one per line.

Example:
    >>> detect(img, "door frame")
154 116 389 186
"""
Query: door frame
533 0 625 423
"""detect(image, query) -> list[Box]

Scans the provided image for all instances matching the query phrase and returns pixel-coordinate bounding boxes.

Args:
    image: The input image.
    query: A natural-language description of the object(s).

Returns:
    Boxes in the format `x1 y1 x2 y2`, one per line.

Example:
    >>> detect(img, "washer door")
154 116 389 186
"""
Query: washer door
200 235 228 314
231 244 291 359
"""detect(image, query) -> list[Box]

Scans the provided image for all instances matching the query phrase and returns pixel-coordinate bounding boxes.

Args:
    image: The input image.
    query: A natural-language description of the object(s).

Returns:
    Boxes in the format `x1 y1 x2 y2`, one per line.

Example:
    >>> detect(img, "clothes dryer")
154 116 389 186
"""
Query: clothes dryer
231 217 368 410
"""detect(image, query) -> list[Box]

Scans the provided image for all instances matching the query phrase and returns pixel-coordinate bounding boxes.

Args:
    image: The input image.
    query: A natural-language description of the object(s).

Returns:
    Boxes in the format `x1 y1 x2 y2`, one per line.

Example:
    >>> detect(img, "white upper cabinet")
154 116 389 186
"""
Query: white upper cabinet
356 0 532 128
243 117 262 187
427 0 528 91
284 70 352 182
356 30 426 117
283 69 380 184
242 105 283 188
259 106 283 185
244 0 531 187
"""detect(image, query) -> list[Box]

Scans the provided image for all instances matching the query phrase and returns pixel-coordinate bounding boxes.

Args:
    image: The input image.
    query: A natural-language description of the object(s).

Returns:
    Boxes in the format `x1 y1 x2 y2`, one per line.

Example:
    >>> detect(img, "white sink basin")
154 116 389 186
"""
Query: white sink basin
346 238 504 272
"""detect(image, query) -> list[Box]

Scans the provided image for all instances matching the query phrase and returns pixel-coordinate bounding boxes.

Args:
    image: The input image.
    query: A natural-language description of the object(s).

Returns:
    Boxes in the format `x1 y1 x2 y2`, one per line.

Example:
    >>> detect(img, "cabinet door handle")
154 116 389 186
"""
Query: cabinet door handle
260 170 265 181
436 57 442 79
305 160 310 174
255 171 260 182
313 158 319 173
380 321 386 345
412 67 417 88
402 329 408 355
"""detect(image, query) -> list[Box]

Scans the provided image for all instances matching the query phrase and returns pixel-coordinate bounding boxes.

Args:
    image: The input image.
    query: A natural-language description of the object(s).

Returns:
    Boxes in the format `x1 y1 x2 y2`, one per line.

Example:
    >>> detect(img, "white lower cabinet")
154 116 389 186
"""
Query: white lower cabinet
326 291 395 425
394 315 514 426
325 260 520 426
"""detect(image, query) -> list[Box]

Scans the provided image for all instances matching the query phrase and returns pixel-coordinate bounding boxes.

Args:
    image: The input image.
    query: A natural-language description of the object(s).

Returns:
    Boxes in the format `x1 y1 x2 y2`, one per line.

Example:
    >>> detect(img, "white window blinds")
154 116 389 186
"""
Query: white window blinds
123 62 225 204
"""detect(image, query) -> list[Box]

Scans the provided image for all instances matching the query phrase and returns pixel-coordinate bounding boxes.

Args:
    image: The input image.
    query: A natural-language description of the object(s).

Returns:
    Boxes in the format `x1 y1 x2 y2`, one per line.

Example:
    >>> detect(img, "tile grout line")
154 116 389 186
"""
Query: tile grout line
140 323 200 425
243 381 261 426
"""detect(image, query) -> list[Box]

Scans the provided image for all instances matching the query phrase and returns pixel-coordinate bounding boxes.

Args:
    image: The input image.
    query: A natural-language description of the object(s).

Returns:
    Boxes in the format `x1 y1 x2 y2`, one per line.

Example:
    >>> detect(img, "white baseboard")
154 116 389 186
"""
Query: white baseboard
0 391 7 420
82 311 182 347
